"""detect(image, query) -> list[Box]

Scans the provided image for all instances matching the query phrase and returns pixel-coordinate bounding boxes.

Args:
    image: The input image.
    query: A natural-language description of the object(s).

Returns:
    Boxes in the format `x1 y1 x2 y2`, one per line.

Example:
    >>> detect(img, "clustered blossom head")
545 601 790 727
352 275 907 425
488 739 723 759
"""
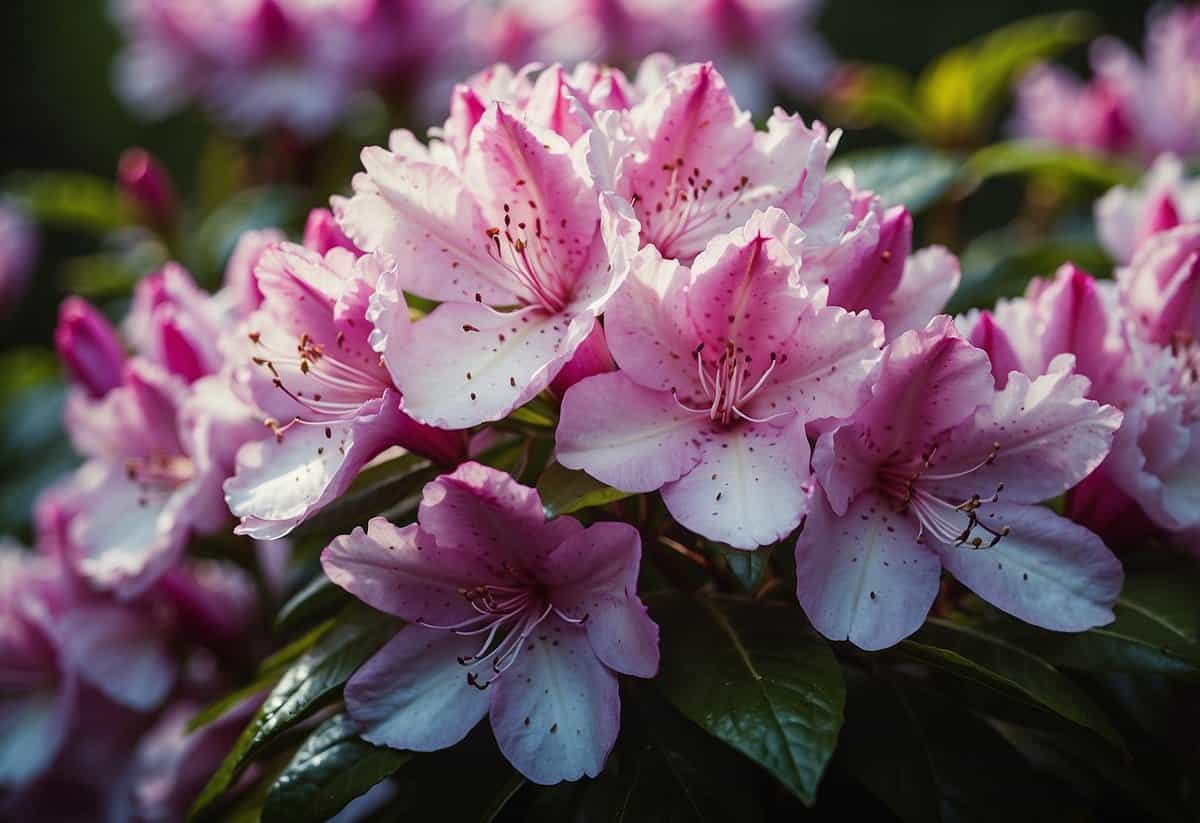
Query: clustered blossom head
112 0 466 136
1013 5 1200 162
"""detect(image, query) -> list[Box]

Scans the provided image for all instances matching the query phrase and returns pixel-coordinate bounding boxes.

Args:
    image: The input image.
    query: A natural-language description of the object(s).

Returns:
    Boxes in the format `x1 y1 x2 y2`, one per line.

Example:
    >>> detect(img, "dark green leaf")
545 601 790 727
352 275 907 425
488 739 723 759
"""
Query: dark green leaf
832 146 961 212
190 608 396 819
536 461 633 518
899 619 1123 747
706 542 771 593
275 576 348 634
263 714 413 823
650 593 845 803
838 674 1060 823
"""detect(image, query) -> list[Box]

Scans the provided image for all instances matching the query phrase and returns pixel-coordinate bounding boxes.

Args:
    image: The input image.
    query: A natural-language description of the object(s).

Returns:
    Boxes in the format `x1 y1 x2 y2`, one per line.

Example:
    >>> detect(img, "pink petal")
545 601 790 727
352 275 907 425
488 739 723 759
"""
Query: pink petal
322 519 475 626
0 686 72 786
877 246 961 341
963 310 1023 389
388 302 584 429
935 503 1123 632
489 617 619 784
929 365 1123 504
794 489 939 651
661 416 811 549
346 626 490 753
556 372 708 494
541 522 659 678
59 605 174 711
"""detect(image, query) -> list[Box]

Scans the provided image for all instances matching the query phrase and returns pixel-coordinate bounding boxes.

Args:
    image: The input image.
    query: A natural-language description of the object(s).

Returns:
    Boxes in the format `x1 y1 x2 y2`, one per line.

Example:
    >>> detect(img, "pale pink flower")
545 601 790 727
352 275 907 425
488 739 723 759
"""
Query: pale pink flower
1096 154 1200 263
1117 222 1200 348
603 62 849 264
557 209 882 548
0 202 36 315
796 317 1124 650
322 462 658 784
336 98 640 429
225 243 467 539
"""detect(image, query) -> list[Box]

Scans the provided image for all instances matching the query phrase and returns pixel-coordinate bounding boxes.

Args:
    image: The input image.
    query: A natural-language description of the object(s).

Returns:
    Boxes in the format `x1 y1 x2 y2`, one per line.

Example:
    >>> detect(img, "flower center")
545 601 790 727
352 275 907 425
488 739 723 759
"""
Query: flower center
633 160 759 258
672 341 790 426
485 203 569 313
416 581 588 690
250 330 389 420
876 443 1010 549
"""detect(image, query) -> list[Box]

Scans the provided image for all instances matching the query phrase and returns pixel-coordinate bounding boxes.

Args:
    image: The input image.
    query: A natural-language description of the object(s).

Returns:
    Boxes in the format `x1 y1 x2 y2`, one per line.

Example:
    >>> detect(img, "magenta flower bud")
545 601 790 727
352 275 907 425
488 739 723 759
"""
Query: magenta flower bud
54 297 126 398
302 208 359 255
118 148 177 229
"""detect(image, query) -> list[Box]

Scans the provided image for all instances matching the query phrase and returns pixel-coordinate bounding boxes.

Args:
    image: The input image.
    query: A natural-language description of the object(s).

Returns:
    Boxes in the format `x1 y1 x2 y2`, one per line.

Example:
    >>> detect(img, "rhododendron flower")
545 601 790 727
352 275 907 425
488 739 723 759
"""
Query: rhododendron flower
1010 61 1133 156
1118 223 1200 349
126 263 228 383
225 243 467 539
796 318 1124 650
604 62 848 265
55 297 126 400
558 209 882 548
797 194 961 341
1096 154 1200 264
0 202 36 315
322 462 658 784
337 100 640 429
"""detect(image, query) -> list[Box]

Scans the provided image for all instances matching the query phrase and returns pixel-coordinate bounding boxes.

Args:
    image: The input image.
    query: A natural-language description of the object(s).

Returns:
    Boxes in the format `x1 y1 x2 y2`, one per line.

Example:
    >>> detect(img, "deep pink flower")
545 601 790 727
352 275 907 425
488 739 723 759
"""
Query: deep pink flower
337 100 640 429
1118 223 1200 348
54 297 126 400
322 462 658 784
127 263 227 383
796 318 1123 650
1096 154 1199 264
603 62 849 265
557 209 882 548
225 243 467 539
118 147 177 229
798 195 961 341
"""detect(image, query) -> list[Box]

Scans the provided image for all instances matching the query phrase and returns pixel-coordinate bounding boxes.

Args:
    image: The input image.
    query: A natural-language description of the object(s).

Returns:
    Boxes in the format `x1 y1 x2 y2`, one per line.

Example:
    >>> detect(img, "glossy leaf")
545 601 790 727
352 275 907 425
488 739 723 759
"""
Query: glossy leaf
966 141 1137 188
536 460 632 518
899 619 1123 747
263 714 413 823
650 593 845 804
833 146 961 212
275 576 348 634
5 171 134 233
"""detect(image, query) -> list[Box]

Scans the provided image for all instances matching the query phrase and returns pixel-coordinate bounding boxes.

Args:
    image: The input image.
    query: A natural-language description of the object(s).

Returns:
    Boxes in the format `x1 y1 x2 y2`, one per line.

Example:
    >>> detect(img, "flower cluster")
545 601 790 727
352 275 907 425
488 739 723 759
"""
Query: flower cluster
14 53 1193 809
110 0 833 136
1012 5 1200 162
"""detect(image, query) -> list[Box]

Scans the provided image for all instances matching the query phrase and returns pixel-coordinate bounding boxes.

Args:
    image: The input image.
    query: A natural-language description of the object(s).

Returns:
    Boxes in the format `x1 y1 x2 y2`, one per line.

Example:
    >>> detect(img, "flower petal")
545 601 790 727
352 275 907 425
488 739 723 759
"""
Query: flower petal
877 246 961 341
661 416 811 549
489 617 619 785
59 605 174 711
556 372 708 494
935 503 1123 632
0 687 71 786
346 626 490 753
794 489 939 651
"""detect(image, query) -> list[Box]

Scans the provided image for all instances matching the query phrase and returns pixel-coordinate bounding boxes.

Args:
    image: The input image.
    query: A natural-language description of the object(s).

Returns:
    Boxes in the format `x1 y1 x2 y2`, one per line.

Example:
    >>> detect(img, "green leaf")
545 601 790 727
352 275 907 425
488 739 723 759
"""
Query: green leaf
826 63 926 139
838 674 1060 823
187 675 278 734
289 453 437 541
5 171 133 233
263 714 413 823
650 593 845 803
275 576 348 634
189 608 396 819
705 542 771 593
832 146 962 212
899 619 1123 748
536 461 633 518
966 141 1137 188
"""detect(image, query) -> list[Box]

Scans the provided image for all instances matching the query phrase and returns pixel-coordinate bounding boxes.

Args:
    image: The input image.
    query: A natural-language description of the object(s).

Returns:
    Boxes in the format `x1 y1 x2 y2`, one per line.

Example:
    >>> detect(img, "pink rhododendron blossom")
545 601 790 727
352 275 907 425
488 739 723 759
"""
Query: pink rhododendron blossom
55 297 126 400
603 62 848 264
322 462 659 784
1096 154 1200 264
118 147 178 229
796 318 1124 650
225 243 467 539
0 202 36 315
796 193 961 341
1117 223 1200 349
1013 6 1200 162
127 263 228 383
558 209 883 548
337 98 640 429
113 0 464 137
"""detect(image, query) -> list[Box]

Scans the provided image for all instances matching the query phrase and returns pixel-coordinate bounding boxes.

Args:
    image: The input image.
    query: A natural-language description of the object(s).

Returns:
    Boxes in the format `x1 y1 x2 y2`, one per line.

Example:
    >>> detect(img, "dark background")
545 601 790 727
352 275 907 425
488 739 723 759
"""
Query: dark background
0 0 1155 349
